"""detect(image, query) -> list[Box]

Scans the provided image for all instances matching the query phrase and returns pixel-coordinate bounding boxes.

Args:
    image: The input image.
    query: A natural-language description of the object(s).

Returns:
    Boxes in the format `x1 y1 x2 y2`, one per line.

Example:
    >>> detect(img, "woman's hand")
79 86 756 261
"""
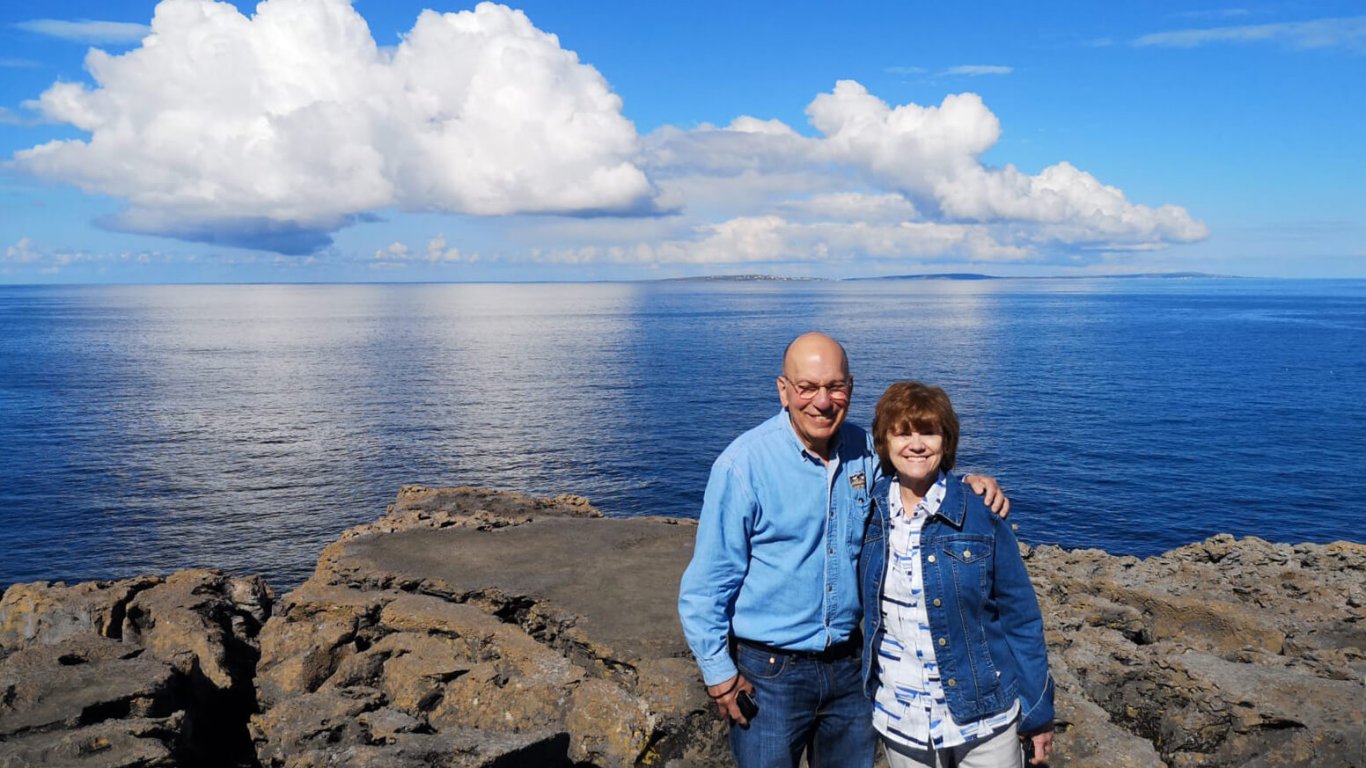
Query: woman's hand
1023 725 1055 765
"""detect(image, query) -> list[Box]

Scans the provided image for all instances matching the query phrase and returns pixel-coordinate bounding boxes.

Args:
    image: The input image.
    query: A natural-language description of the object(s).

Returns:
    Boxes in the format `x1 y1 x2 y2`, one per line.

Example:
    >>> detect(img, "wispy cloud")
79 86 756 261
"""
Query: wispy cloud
14 19 152 45
1 236 175 275
0 106 39 127
885 64 1013 79
1172 9 1254 21
942 65 1013 76
1135 16 1366 52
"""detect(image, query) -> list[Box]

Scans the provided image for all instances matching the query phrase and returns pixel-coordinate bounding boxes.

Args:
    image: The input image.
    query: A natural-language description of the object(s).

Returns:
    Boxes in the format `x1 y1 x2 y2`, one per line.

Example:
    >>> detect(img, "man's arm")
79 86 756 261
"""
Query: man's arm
963 473 1010 517
678 458 755 720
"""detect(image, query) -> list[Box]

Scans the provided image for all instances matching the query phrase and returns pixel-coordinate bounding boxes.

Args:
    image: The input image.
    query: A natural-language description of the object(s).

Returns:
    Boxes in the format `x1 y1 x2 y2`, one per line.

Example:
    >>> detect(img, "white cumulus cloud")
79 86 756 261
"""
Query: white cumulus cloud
4 238 41 264
599 80 1207 266
13 0 657 254
807 82 1002 194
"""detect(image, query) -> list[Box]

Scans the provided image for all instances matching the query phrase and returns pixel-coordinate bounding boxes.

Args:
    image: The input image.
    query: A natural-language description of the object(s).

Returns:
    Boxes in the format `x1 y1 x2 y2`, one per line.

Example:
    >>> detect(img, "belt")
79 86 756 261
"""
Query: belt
735 632 861 663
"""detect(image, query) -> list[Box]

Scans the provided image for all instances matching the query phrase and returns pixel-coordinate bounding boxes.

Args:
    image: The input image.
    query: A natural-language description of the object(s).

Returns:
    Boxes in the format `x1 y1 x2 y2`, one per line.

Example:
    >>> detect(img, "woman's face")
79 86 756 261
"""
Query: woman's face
887 428 944 489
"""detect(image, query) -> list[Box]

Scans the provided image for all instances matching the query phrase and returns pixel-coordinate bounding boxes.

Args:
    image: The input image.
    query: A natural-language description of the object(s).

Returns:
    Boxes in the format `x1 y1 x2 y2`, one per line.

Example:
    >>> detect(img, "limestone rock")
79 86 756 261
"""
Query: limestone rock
1027 534 1366 767
0 570 272 767
253 486 725 768
5 487 1362 768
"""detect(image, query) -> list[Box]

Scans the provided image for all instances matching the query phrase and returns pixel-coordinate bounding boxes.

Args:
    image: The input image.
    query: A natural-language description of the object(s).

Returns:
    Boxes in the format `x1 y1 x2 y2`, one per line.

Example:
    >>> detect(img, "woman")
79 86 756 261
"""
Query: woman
859 381 1054 767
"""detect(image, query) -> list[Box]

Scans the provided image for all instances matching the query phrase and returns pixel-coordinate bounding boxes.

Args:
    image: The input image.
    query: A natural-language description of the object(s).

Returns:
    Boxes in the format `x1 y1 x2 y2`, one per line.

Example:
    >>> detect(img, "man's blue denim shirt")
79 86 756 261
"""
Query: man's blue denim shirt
678 409 879 686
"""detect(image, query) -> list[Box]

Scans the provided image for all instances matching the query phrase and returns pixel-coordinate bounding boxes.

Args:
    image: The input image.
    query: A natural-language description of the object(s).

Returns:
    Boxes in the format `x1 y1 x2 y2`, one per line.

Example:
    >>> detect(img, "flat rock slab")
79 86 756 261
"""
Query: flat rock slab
253 487 726 768
342 516 695 660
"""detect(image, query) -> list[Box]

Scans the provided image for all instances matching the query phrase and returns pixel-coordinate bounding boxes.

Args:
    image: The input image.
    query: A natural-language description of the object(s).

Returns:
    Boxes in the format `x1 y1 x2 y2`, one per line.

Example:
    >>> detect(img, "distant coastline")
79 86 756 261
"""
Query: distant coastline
658 271 1238 283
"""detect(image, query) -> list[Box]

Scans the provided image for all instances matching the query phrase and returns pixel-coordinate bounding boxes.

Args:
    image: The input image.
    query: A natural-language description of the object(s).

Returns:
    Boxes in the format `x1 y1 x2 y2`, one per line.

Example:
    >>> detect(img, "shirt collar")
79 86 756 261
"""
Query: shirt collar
889 471 948 520
781 407 843 463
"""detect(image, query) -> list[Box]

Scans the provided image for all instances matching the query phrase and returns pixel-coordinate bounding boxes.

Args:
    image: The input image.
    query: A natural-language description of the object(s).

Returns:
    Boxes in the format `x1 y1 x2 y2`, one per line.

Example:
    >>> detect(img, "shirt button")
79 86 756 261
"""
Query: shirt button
938 638 947 647
927 555 936 563
932 598 942 607
827 585 833 592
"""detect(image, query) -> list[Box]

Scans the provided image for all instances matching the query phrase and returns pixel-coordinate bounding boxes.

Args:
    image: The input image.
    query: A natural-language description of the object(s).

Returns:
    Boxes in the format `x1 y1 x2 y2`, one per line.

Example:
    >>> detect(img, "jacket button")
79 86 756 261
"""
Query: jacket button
963 549 972 558
927 555 936 563
932 598 942 607
938 638 947 647
947 678 957 687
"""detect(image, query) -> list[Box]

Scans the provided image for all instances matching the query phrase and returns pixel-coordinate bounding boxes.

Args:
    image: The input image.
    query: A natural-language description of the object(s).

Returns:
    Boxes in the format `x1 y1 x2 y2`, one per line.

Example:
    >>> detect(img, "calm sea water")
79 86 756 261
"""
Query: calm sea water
2 279 1363 590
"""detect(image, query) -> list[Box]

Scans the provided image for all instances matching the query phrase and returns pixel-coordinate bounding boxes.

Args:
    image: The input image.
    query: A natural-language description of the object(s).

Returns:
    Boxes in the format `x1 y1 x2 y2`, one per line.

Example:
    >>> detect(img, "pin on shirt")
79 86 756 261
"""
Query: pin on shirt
850 472 866 491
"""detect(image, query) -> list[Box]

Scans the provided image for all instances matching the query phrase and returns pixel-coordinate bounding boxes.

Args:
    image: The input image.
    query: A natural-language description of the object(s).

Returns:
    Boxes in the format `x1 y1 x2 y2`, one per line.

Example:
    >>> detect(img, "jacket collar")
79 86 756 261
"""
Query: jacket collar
872 471 968 528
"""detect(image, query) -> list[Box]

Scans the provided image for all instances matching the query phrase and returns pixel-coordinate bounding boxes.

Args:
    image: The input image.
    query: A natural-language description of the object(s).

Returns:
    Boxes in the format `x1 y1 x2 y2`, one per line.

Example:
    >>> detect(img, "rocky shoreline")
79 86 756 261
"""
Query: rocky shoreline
2 486 1363 767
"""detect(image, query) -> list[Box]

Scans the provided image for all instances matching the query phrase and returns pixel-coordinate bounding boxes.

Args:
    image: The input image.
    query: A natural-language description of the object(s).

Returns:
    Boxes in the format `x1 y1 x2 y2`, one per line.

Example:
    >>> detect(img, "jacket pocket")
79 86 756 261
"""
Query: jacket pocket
937 535 992 566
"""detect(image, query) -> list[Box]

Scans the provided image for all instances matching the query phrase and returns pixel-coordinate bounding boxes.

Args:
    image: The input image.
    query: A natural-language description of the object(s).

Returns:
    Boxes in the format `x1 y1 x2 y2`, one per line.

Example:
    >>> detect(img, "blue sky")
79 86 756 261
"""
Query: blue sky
1 1 1362 282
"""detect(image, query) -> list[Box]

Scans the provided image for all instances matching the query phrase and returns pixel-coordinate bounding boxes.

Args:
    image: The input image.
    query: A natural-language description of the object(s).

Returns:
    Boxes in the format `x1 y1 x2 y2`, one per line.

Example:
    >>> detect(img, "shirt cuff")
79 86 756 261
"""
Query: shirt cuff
698 653 738 687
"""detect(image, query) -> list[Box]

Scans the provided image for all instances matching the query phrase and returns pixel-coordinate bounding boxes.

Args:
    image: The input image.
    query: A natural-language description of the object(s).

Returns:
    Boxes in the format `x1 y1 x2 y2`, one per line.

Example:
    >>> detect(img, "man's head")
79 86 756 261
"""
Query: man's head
777 332 852 460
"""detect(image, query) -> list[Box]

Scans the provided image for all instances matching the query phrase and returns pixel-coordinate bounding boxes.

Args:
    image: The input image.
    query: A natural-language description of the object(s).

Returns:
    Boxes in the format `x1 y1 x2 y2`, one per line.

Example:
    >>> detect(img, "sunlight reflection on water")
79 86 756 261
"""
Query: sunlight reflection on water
1 279 1362 588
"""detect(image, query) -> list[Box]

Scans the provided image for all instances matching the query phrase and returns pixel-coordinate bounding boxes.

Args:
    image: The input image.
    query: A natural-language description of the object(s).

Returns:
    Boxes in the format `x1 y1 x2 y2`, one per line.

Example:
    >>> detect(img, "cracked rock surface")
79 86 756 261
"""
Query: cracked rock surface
3 485 1363 768
0 570 271 767
1029 534 1366 767
250 486 724 768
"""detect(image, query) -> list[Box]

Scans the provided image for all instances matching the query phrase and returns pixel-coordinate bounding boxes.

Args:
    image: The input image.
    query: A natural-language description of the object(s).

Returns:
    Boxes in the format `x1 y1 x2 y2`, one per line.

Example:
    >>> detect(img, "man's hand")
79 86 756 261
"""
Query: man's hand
1023 726 1054 765
707 674 756 726
963 474 1010 517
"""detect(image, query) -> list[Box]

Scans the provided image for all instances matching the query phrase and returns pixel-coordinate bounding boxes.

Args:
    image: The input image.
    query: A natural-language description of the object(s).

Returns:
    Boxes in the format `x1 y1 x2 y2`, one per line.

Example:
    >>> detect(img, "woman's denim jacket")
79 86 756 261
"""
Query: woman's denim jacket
859 472 1055 735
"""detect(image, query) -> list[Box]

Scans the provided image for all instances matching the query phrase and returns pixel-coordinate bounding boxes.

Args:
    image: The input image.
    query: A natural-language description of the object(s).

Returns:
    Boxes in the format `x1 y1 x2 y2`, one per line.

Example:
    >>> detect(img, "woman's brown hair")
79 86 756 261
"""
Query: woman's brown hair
872 381 960 477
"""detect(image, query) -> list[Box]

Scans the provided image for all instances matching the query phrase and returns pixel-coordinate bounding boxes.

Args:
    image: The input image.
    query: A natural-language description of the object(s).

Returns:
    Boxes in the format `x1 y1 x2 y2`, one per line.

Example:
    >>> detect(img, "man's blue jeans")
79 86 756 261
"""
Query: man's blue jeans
729 641 876 768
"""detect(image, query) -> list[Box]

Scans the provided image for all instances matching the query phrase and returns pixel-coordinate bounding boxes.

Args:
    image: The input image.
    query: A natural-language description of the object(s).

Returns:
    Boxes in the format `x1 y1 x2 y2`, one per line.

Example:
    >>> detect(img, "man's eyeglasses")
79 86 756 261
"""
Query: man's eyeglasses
782 376 853 402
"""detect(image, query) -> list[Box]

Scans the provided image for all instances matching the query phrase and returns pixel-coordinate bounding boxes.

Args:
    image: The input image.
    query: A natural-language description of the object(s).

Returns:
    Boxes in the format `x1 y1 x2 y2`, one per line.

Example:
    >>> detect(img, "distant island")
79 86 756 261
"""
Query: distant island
657 271 1236 283
657 274 829 282
846 271 1236 281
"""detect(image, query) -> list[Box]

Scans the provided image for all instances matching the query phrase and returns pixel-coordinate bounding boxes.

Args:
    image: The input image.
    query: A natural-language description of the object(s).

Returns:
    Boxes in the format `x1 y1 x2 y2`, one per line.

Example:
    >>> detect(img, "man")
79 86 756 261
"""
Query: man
678 332 1007 768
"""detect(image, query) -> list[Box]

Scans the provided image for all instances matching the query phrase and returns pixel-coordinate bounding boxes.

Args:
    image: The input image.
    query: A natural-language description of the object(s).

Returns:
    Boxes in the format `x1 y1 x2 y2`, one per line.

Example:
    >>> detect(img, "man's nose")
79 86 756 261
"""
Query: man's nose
812 387 834 408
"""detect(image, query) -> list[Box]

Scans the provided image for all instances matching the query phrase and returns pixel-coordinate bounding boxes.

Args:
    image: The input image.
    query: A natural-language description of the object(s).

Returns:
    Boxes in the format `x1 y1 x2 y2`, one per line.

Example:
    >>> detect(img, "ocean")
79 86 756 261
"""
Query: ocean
1 278 1363 590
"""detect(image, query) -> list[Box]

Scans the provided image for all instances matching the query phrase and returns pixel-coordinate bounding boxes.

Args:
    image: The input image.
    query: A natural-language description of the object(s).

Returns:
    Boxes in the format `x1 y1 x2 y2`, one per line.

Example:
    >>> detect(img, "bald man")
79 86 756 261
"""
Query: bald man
678 333 1006 768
